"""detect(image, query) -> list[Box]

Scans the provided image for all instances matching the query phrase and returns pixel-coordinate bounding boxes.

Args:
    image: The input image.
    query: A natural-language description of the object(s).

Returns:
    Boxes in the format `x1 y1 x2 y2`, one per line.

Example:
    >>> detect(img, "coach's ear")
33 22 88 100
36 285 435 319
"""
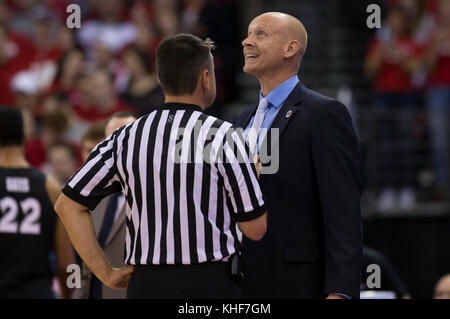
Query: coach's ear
156 73 161 85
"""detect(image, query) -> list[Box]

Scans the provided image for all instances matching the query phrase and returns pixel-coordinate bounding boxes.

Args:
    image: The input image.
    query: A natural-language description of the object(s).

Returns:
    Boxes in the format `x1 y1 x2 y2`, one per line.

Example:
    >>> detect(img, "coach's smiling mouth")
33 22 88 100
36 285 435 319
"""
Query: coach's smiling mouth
245 53 259 61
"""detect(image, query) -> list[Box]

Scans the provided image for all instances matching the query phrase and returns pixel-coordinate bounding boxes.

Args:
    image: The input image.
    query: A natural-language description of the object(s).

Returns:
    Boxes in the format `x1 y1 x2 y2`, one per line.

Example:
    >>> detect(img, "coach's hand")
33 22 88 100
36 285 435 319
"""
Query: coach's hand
104 266 135 289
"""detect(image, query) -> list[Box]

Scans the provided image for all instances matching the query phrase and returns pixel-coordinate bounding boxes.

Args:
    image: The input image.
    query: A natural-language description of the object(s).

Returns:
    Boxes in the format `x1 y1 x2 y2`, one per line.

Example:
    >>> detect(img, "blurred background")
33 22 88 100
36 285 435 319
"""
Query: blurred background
0 0 449 299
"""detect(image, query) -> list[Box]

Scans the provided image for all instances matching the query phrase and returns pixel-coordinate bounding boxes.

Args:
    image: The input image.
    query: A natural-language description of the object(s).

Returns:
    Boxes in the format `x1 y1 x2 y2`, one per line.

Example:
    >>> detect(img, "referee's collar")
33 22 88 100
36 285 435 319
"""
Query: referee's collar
162 103 202 112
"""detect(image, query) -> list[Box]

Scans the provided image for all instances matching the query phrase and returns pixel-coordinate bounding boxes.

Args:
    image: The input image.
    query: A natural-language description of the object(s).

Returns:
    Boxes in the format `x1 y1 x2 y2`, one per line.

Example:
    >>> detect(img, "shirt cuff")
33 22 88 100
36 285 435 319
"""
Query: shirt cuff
234 203 266 222
61 185 101 211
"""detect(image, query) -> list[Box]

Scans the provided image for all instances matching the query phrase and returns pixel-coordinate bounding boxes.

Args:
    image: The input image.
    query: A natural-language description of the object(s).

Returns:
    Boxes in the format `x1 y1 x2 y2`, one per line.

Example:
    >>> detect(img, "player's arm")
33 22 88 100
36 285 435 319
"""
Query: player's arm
46 176 75 299
54 129 133 289
54 193 133 289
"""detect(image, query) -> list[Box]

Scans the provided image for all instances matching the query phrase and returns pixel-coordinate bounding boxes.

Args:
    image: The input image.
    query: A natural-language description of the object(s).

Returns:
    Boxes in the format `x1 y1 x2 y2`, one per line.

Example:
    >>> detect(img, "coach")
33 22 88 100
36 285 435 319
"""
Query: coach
54 34 267 299
234 12 363 299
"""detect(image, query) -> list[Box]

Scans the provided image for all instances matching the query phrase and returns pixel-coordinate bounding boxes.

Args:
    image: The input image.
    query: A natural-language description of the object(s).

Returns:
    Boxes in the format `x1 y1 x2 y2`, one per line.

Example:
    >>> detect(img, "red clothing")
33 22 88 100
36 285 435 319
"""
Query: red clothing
0 31 62 106
30 45 62 65
426 33 450 87
73 99 132 122
428 55 450 86
0 32 35 105
25 138 46 168
366 37 422 93
25 138 83 169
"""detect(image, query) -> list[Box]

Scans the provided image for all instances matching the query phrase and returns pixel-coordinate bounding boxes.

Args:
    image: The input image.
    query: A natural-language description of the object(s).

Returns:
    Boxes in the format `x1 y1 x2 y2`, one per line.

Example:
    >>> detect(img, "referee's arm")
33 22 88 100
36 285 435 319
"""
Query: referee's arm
238 217 267 241
54 194 133 289
220 130 267 241
236 160 267 241
54 131 134 289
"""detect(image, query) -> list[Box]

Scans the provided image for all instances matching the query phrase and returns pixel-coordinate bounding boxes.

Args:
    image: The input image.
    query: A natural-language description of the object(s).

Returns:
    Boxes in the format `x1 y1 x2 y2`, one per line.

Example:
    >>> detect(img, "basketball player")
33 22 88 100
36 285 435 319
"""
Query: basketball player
0 107 75 298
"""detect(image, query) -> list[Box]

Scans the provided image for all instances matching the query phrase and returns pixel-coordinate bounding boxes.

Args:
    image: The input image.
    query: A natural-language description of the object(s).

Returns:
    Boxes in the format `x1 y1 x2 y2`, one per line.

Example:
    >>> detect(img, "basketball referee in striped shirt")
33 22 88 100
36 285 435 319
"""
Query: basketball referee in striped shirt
54 34 267 299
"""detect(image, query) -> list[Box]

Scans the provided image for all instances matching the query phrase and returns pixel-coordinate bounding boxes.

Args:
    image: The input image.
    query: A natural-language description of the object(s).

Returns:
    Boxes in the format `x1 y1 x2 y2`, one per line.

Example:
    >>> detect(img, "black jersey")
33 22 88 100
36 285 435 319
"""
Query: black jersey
0 167 56 297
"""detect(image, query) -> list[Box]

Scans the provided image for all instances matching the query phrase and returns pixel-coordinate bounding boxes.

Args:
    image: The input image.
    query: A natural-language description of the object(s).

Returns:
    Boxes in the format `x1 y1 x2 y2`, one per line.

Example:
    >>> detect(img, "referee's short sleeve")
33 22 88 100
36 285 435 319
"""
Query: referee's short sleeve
62 132 121 211
218 128 266 222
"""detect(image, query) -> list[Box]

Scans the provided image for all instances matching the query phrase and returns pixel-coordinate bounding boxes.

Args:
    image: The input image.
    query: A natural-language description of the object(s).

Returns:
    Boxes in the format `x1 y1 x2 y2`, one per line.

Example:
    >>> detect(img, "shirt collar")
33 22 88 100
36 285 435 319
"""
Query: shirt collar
259 75 299 109
162 102 202 112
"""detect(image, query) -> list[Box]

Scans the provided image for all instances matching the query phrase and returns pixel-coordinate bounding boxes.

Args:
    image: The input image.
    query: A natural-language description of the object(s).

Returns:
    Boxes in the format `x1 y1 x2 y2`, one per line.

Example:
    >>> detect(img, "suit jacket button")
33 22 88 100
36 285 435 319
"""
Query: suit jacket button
286 110 292 118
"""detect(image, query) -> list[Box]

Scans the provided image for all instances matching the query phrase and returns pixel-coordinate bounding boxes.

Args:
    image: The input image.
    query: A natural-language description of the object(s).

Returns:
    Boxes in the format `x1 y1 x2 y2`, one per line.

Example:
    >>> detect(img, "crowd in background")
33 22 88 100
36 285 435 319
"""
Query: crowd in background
1 0 450 298
2 0 448 213
0 0 240 187
364 0 450 211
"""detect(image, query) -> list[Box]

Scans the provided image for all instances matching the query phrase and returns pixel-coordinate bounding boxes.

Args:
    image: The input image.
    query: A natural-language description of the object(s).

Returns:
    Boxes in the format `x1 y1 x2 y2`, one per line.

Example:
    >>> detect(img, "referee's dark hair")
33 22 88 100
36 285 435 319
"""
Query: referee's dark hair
0 106 24 147
156 33 215 96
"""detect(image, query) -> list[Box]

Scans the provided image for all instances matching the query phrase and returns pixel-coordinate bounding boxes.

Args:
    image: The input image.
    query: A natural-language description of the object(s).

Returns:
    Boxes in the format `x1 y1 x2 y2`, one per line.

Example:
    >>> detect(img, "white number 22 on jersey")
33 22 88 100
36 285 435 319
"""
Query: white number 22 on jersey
0 196 41 235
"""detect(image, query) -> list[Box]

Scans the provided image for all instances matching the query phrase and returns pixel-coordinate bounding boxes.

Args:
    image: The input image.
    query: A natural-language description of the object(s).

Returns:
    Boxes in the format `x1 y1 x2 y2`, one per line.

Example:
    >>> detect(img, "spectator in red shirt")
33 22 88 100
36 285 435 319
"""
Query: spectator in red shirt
365 5 423 211
0 23 34 106
26 5 63 93
423 0 450 199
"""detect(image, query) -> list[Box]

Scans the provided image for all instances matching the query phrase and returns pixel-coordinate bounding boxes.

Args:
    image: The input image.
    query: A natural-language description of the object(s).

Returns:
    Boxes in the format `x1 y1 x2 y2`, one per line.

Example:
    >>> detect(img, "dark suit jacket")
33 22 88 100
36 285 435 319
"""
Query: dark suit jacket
234 82 363 299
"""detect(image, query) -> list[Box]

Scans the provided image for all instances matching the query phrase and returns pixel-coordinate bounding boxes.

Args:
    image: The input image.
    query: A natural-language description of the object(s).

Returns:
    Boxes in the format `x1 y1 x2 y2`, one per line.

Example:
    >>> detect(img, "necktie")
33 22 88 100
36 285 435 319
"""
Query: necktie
248 98 269 154
90 193 120 299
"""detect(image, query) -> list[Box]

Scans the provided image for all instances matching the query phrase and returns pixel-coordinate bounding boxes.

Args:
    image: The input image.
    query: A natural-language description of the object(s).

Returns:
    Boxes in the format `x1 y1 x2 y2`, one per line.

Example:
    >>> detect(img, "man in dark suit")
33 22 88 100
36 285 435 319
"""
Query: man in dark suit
234 12 363 299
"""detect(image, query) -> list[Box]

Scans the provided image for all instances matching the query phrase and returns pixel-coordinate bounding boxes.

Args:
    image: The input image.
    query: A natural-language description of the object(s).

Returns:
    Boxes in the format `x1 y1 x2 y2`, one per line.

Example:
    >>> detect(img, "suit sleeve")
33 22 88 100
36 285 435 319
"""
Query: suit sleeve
311 100 364 298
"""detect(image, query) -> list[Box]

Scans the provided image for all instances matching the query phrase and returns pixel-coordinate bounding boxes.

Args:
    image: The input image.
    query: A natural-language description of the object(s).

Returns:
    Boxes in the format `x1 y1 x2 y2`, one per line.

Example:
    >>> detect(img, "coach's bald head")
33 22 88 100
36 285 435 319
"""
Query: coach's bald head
242 12 308 95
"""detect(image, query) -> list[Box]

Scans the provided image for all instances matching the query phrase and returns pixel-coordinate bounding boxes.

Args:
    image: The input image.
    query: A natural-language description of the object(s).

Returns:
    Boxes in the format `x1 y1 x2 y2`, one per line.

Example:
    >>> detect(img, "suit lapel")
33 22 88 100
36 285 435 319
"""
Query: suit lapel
260 82 305 149
104 204 126 247
92 199 108 236
235 102 258 128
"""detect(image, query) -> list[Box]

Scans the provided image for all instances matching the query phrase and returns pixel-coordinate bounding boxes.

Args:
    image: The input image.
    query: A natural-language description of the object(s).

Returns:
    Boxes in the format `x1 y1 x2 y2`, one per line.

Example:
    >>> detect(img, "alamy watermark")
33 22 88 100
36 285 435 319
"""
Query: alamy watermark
167 123 280 175
66 264 81 289
366 4 381 29
65 263 383 290
66 4 81 29
366 264 381 289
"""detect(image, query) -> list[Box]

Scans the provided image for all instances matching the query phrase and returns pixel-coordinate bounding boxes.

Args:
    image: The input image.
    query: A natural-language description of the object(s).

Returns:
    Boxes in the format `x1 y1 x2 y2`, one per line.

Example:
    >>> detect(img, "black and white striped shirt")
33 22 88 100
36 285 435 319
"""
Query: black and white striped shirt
62 103 266 265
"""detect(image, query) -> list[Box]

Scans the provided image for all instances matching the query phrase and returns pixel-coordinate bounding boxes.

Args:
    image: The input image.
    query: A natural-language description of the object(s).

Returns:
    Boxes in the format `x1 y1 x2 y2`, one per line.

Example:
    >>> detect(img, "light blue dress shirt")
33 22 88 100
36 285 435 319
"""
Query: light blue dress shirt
244 75 299 151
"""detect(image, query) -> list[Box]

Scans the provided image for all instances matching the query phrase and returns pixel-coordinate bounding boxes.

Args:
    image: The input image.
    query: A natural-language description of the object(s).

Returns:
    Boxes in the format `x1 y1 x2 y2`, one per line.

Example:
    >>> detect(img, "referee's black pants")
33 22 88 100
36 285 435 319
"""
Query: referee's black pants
127 261 241 299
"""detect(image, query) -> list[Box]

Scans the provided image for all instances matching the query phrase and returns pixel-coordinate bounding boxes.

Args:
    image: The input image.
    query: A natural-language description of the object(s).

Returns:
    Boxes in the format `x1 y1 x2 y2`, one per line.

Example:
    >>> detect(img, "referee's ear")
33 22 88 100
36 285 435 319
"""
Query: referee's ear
200 69 210 90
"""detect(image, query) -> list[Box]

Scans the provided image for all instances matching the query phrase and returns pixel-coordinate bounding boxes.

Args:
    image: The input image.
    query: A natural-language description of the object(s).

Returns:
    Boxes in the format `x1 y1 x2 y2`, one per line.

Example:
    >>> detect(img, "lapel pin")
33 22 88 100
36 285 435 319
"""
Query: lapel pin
286 110 292 118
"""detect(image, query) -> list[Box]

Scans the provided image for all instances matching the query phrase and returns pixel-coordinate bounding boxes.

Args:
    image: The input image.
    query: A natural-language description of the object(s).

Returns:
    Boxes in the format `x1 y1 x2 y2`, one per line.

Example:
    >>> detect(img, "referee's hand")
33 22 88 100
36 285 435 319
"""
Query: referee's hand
103 266 135 289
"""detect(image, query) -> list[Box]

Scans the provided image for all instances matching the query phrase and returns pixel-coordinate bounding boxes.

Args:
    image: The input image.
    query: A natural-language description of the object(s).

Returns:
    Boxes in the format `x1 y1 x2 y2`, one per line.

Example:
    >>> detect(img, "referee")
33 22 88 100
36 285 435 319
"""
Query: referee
54 34 267 299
